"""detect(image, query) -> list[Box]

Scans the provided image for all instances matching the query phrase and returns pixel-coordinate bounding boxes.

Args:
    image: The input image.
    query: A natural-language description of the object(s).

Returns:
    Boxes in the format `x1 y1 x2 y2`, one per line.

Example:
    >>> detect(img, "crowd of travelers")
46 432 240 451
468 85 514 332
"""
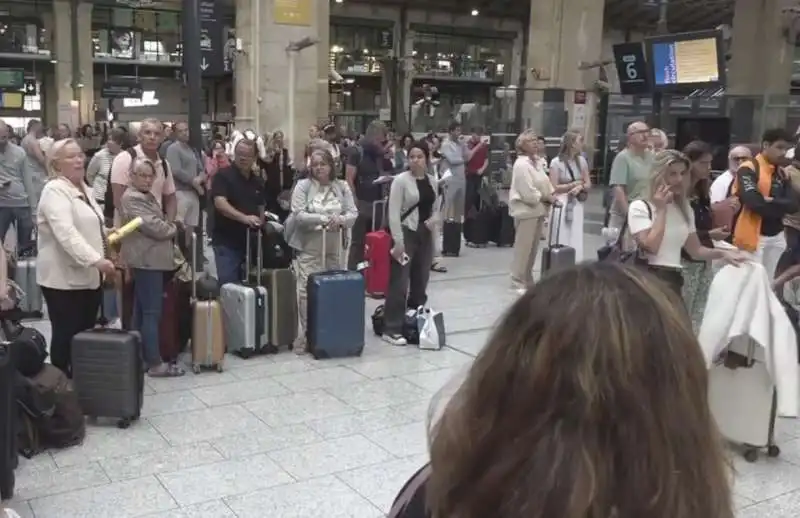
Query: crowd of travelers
5 112 800 518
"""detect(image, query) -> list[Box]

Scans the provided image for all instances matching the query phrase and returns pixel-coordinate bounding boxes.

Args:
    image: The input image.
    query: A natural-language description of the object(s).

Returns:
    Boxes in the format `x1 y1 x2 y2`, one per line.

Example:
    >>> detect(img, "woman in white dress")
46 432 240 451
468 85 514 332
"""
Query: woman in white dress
548 130 591 261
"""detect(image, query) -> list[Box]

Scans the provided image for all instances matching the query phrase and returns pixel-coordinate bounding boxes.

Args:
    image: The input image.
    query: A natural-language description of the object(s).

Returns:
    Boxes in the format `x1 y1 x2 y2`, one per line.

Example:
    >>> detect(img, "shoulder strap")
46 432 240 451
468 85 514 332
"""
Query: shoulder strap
388 463 432 518
400 202 419 223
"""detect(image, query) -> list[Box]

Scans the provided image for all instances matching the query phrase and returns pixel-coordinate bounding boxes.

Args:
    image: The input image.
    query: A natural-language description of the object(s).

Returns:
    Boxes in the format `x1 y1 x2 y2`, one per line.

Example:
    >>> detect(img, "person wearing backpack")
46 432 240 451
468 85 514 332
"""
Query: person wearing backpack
86 128 127 221
108 119 177 228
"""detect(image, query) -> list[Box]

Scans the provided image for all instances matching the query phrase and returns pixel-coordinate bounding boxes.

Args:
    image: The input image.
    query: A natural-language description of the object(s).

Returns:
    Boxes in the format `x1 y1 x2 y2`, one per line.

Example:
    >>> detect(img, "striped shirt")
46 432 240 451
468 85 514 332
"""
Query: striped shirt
86 147 117 203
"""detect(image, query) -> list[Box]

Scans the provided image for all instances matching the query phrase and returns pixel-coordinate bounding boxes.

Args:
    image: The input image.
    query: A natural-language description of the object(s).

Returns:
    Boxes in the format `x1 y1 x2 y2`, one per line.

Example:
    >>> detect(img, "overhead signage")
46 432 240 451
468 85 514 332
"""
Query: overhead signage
274 0 311 26
612 42 650 95
0 69 24 90
199 0 225 77
123 91 159 108
101 81 144 99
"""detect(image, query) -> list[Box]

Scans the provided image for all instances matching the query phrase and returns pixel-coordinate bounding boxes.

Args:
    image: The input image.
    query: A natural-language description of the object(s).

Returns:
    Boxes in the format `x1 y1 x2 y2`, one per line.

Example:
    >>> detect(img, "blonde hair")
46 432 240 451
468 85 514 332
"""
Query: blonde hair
646 149 691 222
515 130 538 155
650 128 668 149
46 138 81 178
130 157 157 178
557 130 582 159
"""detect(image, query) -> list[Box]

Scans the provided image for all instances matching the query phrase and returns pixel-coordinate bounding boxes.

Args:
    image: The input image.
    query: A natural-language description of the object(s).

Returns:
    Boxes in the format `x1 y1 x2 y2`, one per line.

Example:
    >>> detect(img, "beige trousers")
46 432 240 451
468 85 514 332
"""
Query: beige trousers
510 216 545 289
294 249 343 350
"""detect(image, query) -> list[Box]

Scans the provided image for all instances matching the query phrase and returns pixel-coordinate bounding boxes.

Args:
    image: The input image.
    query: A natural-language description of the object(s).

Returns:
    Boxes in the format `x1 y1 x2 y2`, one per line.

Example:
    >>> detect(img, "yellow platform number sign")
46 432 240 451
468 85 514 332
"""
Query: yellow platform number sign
273 0 312 26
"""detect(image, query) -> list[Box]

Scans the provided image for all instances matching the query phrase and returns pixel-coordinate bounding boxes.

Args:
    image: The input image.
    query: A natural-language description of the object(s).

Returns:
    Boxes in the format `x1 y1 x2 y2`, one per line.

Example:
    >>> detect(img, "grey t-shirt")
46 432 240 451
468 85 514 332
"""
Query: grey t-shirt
439 138 468 180
609 148 654 204
0 143 33 208
165 141 201 191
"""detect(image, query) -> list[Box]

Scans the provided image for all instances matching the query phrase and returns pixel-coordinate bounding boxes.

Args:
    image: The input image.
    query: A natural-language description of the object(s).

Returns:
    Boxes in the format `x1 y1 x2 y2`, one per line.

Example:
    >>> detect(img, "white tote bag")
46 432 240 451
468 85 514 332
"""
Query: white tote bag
417 306 446 350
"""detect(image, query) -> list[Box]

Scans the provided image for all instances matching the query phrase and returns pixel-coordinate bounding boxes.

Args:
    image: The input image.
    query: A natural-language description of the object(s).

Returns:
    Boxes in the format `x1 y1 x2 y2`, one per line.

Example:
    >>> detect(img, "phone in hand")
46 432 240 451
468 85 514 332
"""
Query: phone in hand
399 253 410 266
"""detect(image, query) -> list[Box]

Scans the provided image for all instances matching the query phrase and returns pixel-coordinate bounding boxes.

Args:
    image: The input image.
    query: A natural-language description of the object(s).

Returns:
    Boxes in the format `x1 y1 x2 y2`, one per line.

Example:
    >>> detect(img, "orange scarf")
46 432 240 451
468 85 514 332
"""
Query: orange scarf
731 153 774 252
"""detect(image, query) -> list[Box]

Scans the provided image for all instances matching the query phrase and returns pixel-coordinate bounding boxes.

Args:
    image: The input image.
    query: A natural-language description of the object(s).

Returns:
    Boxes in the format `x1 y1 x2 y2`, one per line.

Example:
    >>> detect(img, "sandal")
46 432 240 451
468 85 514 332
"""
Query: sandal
148 363 185 378
431 262 448 273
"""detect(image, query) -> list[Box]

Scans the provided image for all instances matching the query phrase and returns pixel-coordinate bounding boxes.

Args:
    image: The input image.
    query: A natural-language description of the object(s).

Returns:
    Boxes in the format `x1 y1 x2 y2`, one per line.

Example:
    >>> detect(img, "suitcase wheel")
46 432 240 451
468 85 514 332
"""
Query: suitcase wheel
117 418 132 429
743 448 759 463
768 445 781 458
216 364 224 373
192 364 202 374
235 348 255 359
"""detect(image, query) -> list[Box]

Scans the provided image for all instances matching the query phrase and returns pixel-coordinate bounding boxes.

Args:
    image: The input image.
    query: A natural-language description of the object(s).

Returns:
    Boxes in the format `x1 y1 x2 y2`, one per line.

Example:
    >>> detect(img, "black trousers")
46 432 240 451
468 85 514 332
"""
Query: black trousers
384 226 434 334
647 265 684 298
42 286 102 377
465 173 482 217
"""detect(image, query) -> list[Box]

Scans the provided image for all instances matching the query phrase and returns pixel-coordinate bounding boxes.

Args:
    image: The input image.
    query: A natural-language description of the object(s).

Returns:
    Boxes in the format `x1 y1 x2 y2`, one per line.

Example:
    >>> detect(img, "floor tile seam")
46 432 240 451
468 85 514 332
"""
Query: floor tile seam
269 367 372 394
143 394 212 420
153 453 300 505
94 440 224 481
191 381 295 407
340 357 444 380
332 470 396 515
308 411 424 441
150 472 183 515
20 463 118 504
735 485 800 508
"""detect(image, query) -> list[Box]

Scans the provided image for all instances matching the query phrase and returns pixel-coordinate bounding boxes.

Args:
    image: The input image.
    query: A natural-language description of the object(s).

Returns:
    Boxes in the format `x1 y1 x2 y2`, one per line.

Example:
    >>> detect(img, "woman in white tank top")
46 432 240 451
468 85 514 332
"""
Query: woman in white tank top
548 131 590 261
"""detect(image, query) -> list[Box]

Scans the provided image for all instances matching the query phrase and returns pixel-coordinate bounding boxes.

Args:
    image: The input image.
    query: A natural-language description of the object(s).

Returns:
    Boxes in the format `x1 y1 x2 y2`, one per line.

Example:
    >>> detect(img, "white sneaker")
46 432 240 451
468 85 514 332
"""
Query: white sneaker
382 333 408 346
108 318 122 329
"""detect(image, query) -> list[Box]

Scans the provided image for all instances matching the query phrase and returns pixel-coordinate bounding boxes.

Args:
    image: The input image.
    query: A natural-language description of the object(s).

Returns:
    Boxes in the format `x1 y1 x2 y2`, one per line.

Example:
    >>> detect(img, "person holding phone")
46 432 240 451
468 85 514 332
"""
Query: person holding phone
680 141 728 331
629 150 747 300
382 141 439 346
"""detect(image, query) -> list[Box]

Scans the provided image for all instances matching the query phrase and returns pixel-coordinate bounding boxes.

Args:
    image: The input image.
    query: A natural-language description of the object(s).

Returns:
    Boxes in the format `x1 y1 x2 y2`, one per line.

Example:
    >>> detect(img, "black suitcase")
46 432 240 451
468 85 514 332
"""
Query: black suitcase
71 329 144 429
441 221 462 257
0 342 16 500
464 209 492 247
490 203 515 247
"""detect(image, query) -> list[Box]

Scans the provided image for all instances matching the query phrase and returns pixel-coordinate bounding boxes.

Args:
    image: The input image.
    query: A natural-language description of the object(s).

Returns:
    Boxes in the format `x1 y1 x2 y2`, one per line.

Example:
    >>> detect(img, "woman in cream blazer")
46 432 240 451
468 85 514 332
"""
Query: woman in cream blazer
508 130 560 294
37 138 116 376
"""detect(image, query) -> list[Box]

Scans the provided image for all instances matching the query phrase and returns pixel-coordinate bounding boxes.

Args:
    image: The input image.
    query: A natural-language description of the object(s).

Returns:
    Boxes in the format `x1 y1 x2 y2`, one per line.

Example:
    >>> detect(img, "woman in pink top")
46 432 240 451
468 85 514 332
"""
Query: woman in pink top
204 139 230 189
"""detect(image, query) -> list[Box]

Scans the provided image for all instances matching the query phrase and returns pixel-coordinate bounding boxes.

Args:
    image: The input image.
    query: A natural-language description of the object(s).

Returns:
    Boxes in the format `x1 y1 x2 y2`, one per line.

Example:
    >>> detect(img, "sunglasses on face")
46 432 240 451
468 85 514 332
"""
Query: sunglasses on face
730 155 749 162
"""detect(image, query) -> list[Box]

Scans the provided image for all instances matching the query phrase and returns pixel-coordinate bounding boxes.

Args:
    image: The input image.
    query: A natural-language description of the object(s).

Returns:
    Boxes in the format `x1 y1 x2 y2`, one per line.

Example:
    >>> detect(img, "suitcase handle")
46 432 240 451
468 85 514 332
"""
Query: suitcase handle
320 224 344 266
245 223 264 284
190 229 198 301
548 203 564 248
371 199 388 232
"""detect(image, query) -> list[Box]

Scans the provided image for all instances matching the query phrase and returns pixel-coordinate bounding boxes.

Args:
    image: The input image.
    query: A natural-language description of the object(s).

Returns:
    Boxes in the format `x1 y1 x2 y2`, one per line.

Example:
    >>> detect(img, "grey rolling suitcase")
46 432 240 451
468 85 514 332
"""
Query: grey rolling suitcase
13 254 43 318
220 230 270 358
541 204 575 275
71 328 144 429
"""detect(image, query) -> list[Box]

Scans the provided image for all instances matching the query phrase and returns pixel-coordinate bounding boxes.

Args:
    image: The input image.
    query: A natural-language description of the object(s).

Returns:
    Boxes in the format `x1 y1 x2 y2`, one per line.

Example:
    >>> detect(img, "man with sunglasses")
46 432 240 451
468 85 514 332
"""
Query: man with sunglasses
709 145 752 204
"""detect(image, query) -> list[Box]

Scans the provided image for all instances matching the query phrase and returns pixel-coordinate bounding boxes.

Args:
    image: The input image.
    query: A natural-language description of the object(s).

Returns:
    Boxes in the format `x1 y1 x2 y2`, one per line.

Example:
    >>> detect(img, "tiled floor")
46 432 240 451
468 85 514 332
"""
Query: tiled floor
7 233 800 517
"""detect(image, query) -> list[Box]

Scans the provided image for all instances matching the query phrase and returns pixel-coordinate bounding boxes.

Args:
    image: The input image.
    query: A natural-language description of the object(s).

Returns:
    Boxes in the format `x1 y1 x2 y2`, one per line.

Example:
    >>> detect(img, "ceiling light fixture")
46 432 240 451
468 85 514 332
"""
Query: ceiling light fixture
471 8 479 16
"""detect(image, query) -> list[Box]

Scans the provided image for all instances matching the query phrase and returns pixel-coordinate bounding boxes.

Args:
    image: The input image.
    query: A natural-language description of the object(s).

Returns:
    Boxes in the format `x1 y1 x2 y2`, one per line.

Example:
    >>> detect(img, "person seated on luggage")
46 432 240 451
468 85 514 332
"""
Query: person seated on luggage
37 138 114 377
287 149 357 355
210 138 264 286
120 158 184 378
382 140 439 346
390 263 735 518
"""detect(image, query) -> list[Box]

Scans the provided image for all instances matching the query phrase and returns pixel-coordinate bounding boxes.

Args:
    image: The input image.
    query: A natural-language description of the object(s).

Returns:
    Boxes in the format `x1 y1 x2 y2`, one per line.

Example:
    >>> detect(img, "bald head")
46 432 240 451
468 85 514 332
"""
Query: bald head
626 121 650 151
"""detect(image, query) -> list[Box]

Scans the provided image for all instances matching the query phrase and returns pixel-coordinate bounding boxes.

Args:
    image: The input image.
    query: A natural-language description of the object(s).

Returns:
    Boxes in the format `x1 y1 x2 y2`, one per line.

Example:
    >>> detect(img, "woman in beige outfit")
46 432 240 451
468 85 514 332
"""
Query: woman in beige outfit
508 131 560 293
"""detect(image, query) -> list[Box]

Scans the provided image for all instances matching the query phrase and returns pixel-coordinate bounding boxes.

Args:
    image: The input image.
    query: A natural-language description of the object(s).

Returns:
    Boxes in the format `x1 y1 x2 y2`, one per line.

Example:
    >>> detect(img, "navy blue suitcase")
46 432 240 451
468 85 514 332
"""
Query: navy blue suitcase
306 229 366 359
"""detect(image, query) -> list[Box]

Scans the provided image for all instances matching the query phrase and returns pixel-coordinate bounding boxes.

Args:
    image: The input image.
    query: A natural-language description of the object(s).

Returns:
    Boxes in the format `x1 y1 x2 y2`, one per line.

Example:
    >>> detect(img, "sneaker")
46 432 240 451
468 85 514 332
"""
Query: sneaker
383 333 407 346
108 318 122 329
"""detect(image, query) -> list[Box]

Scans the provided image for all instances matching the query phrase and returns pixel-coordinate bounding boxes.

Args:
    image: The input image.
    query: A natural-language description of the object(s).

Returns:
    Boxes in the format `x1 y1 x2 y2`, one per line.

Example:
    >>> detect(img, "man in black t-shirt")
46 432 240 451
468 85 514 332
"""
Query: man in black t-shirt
345 120 392 270
210 139 264 285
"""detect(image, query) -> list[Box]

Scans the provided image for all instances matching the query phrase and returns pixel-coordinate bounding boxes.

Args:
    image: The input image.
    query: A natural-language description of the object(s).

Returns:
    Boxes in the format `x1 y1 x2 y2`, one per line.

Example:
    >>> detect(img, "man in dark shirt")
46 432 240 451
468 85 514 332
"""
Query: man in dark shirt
735 127 798 281
464 131 488 222
345 120 392 271
210 139 264 285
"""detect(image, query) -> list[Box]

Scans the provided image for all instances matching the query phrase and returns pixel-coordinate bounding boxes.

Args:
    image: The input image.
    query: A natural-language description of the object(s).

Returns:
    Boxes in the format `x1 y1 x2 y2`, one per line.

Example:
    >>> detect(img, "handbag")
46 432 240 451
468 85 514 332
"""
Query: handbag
417 306 446 350
565 159 589 202
597 201 652 266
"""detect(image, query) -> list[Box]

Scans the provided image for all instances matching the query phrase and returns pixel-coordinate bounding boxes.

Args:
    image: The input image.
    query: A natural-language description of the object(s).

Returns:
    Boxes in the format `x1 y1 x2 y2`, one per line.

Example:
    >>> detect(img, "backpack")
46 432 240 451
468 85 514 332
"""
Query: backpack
16 364 85 458
3 321 47 378
103 148 170 217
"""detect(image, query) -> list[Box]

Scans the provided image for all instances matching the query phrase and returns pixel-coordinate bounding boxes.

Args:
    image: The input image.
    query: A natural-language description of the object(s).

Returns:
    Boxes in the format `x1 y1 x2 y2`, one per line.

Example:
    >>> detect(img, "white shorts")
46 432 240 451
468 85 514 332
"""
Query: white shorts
176 190 200 227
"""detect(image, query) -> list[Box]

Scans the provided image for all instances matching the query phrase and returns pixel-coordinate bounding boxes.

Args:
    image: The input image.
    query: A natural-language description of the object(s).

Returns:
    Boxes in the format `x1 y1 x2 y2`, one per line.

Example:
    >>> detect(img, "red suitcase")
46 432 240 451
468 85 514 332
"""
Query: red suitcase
364 201 391 299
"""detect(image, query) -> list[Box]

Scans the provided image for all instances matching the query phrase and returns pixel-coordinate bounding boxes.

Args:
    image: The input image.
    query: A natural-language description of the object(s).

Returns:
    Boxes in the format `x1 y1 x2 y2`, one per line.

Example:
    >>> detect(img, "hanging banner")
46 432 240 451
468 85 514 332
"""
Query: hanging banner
273 0 312 26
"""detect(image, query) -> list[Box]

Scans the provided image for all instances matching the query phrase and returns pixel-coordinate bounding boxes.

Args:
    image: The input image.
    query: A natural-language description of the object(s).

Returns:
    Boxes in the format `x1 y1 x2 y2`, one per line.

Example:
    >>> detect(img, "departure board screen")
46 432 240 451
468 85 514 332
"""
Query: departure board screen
650 37 720 86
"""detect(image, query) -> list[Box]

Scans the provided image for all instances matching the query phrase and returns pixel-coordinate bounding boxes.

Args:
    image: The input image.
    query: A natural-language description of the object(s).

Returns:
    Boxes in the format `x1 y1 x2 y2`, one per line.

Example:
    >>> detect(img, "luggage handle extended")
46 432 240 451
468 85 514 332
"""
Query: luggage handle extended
245 210 265 284
547 203 564 248
320 223 345 267
371 199 388 232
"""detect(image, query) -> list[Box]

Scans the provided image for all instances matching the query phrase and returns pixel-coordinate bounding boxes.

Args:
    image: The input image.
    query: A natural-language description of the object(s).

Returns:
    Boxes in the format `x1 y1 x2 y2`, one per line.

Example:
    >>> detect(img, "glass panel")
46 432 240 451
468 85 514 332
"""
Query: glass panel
112 7 133 27
24 81 40 112
412 32 510 82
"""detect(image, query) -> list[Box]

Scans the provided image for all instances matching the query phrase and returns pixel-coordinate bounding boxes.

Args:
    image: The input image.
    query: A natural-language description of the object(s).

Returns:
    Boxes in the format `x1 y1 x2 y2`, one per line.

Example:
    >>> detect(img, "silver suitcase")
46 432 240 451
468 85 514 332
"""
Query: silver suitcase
13 255 43 317
708 337 780 462
220 230 269 359
541 204 575 275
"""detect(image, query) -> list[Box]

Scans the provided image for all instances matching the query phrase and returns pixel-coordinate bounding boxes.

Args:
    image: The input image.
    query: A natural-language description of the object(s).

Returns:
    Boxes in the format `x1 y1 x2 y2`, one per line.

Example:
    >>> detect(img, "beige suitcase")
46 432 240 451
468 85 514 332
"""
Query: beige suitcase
189 232 225 373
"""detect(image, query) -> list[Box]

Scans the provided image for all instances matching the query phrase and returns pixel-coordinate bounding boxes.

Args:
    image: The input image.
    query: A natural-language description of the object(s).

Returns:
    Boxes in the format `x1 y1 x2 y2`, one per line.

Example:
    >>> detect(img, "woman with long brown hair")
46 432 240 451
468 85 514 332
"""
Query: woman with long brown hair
390 262 735 518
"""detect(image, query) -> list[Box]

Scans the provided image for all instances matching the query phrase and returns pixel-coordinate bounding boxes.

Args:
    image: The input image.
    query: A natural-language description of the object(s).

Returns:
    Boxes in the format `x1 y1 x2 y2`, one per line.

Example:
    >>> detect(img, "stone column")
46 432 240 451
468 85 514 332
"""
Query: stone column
49 0 94 128
522 0 604 154
51 0 76 128
75 1 95 126
728 0 794 137
234 0 330 163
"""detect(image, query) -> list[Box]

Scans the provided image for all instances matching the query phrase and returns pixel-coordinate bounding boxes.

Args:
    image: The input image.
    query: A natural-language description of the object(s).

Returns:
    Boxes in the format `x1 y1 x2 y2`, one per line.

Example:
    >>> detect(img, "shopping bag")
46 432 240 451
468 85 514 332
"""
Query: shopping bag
417 306 446 350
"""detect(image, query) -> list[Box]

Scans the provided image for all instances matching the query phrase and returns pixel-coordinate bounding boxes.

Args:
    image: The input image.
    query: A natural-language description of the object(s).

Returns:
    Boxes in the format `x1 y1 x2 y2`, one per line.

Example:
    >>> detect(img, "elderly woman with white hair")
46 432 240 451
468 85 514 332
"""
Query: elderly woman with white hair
508 130 560 294
36 138 115 376
650 128 669 152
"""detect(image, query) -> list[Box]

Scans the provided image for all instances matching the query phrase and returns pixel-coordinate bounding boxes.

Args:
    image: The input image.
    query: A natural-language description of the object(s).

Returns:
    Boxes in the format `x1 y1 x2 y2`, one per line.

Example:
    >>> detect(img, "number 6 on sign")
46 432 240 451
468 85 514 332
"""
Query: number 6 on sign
623 56 638 79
